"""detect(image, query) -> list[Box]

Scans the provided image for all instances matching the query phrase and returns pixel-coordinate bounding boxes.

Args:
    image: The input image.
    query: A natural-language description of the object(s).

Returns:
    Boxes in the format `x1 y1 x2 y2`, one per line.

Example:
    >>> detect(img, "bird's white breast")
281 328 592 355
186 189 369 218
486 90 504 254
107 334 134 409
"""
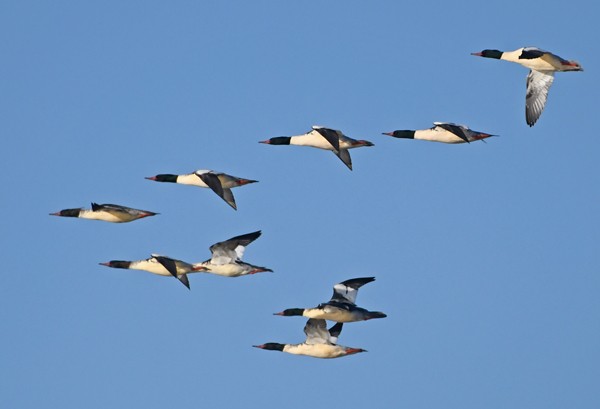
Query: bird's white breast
290 131 336 150
176 173 208 187
304 307 357 322
415 129 464 144
283 344 347 358
79 209 127 222
204 263 247 277
502 49 560 71
130 259 171 276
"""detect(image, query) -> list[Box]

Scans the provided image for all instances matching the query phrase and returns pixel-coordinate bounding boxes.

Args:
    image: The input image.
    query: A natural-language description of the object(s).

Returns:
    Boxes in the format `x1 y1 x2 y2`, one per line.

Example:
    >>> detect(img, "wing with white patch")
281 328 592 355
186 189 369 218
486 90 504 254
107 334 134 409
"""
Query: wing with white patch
525 70 554 126
328 322 343 344
304 319 334 345
209 247 237 265
330 277 376 304
313 126 341 151
209 231 262 264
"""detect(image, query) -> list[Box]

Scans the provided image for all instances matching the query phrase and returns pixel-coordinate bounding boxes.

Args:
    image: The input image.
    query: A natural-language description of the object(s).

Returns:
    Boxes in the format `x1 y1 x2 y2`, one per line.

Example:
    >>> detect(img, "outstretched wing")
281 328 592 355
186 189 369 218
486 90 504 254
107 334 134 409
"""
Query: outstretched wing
304 319 334 345
177 274 190 290
197 172 237 210
328 322 343 344
313 126 341 151
330 277 376 305
525 70 554 127
209 231 262 264
153 255 191 289
332 149 353 170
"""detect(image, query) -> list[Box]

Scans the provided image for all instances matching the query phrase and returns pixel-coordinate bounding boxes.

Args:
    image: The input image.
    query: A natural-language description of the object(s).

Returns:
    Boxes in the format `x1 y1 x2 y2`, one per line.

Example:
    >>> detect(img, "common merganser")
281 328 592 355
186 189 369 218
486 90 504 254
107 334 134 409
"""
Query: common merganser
274 277 386 322
145 169 257 210
383 122 495 144
99 255 206 289
471 47 583 126
259 126 374 170
50 203 157 223
253 318 365 359
192 230 272 277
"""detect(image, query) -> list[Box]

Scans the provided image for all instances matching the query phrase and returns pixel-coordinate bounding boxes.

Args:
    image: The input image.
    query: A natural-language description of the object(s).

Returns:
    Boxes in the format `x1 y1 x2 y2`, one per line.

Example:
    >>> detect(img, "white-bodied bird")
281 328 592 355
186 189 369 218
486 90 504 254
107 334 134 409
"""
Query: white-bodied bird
253 318 365 359
471 47 582 126
260 126 374 170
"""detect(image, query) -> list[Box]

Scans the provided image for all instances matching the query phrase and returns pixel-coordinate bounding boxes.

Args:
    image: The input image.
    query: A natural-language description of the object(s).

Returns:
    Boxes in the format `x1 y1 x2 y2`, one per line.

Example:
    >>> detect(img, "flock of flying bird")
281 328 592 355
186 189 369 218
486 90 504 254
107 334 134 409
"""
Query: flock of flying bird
50 47 582 358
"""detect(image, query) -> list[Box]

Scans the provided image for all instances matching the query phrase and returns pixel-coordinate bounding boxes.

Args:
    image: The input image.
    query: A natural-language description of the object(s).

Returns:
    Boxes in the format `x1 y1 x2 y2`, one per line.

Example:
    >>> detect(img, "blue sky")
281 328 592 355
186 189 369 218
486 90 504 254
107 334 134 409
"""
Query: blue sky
2 1 599 408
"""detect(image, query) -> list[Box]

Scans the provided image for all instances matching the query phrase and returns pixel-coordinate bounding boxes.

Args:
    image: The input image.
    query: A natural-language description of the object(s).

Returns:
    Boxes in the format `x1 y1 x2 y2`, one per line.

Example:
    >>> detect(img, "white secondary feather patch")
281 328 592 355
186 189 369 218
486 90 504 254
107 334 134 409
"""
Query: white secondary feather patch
209 244 246 265
304 319 334 345
526 70 555 126
333 282 359 304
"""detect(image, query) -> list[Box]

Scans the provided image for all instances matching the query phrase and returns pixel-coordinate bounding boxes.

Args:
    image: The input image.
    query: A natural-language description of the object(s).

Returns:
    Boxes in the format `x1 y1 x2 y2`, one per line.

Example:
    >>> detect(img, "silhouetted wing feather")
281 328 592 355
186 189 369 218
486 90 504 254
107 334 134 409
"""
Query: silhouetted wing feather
333 149 352 170
435 122 470 143
154 256 179 278
520 47 546 59
314 127 341 151
198 172 237 209
178 274 190 289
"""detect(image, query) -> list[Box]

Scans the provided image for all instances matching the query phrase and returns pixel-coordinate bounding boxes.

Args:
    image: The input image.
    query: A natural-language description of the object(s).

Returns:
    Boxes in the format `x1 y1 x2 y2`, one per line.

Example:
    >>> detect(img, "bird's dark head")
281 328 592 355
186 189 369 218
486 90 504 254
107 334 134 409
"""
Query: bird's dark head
471 49 503 59
273 308 304 317
49 208 82 218
253 343 285 352
259 137 291 145
145 174 178 183
99 260 132 269
382 130 415 139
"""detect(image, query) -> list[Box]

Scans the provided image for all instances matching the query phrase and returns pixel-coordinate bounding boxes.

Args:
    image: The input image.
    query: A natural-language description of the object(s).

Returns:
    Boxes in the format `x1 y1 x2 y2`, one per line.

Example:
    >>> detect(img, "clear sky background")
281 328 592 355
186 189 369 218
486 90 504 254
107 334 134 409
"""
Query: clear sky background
2 1 599 408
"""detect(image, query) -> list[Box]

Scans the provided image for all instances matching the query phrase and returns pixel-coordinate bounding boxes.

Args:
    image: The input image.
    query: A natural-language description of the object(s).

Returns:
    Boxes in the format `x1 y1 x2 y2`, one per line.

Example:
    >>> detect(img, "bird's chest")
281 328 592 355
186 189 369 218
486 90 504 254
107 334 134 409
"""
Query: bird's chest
419 129 463 143
520 58 559 71
177 174 207 187
292 133 336 150
287 344 343 358
209 263 245 277
318 305 354 322
134 260 171 276
80 210 126 222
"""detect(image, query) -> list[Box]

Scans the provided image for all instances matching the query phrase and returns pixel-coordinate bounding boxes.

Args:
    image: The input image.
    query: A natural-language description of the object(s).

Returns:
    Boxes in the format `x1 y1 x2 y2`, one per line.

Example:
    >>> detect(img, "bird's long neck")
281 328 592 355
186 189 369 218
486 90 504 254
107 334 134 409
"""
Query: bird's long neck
499 49 522 63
